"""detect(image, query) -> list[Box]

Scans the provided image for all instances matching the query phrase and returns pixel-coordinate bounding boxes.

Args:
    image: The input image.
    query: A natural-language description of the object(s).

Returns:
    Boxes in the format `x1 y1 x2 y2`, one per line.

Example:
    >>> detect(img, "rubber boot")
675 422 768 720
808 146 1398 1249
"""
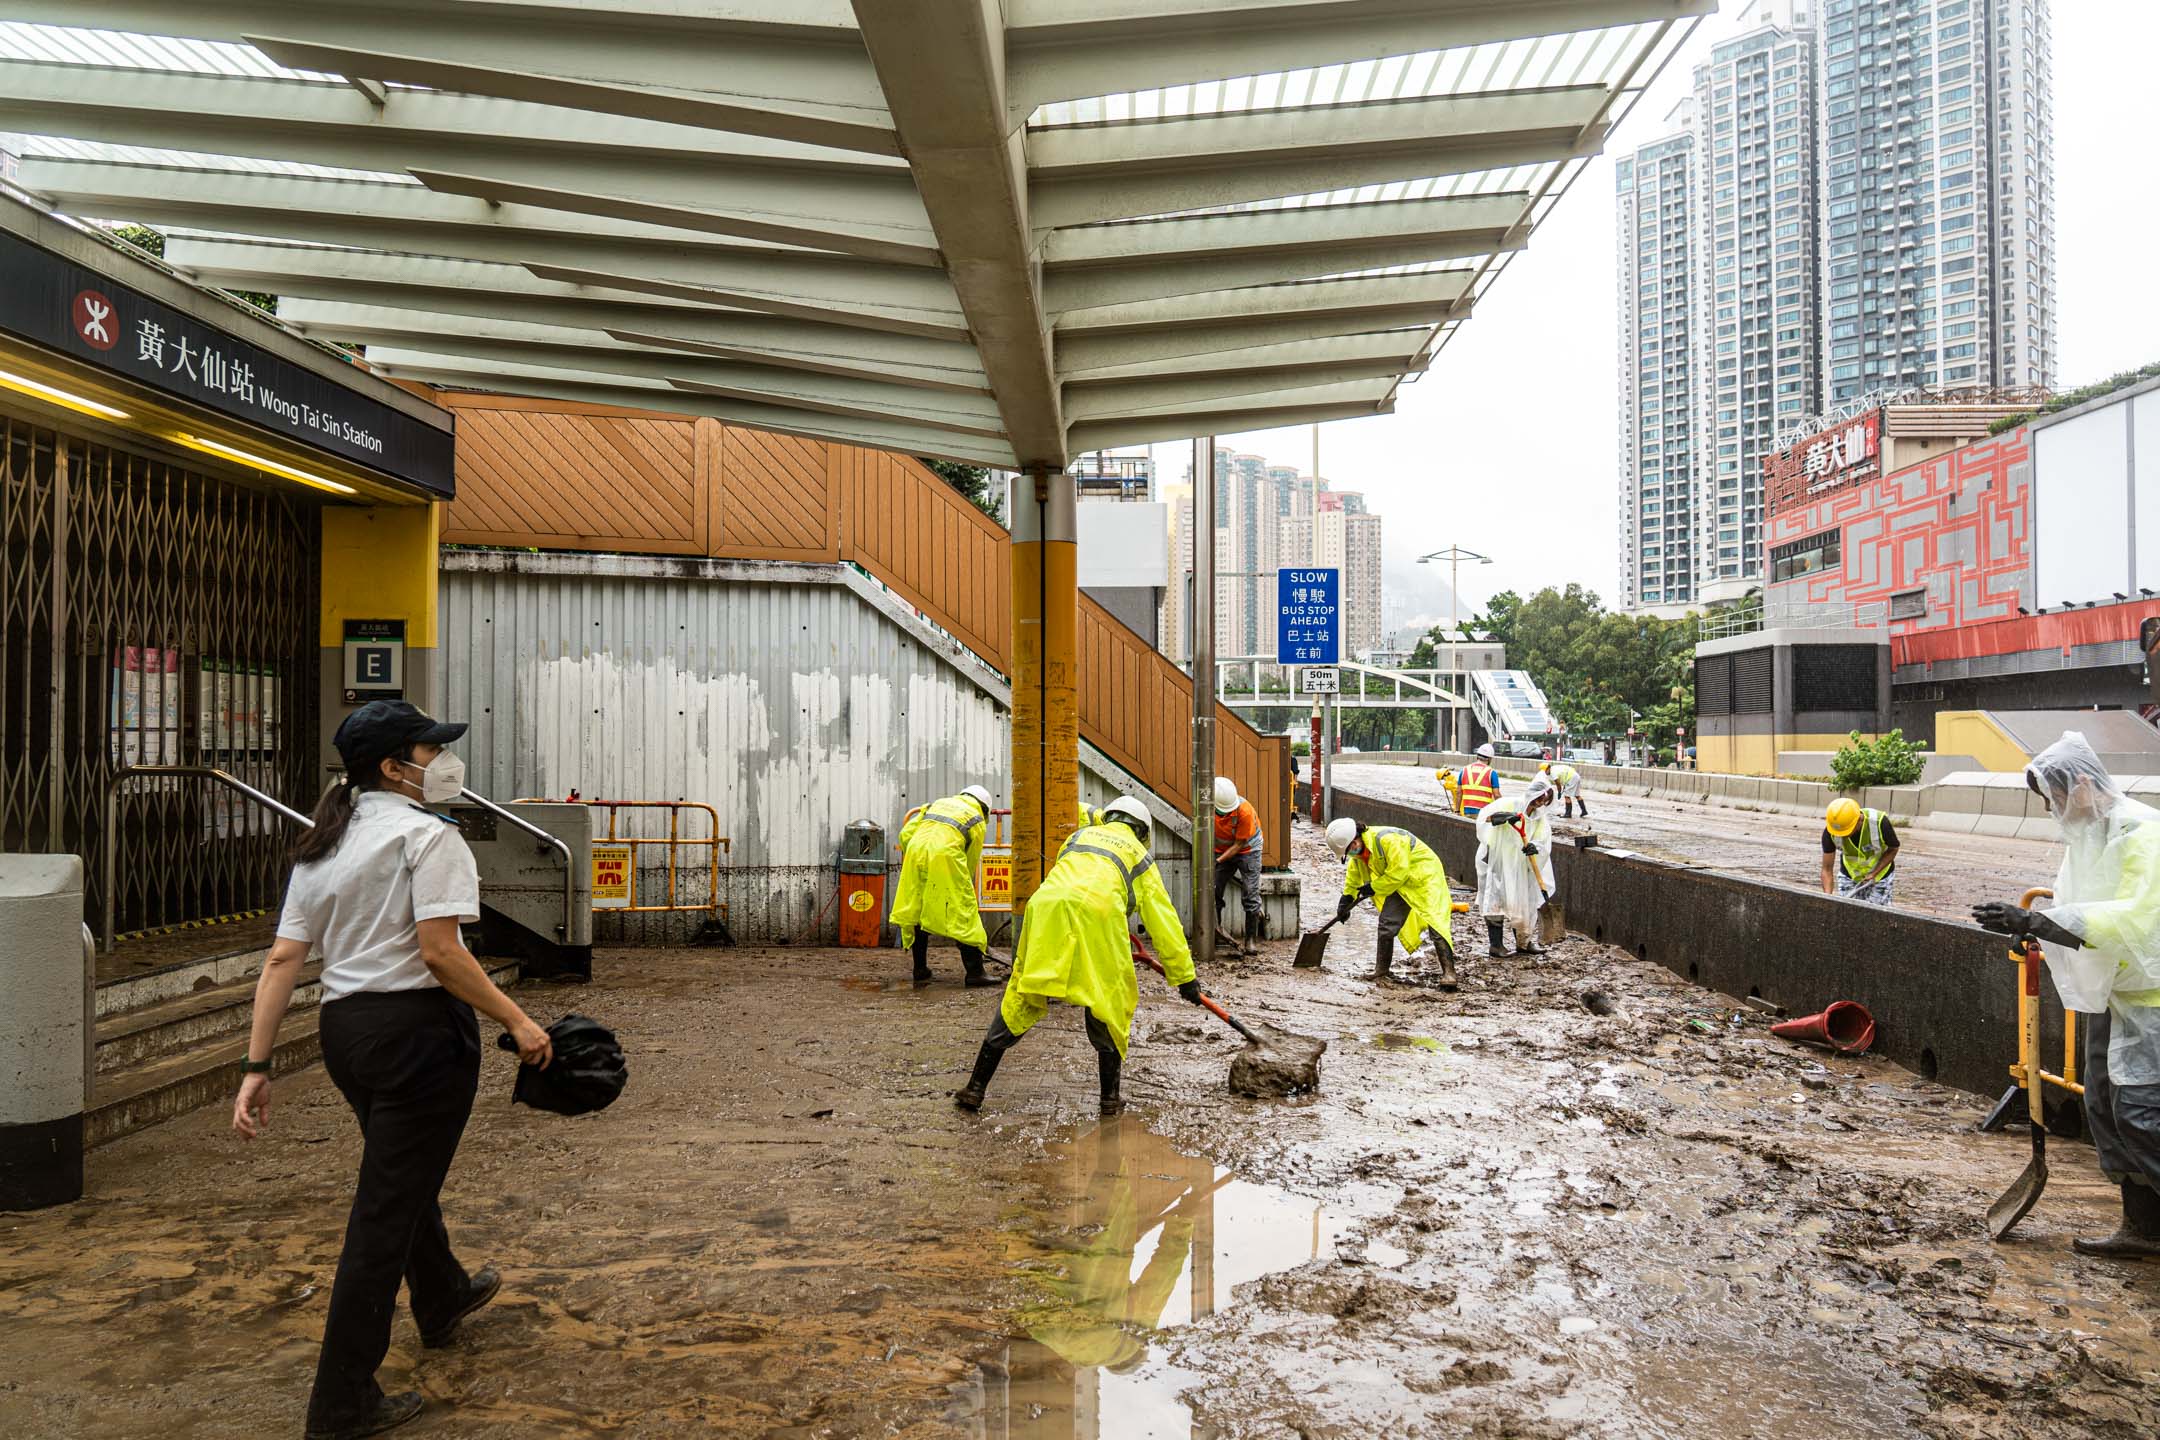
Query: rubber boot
910 933 932 985
1367 935 1395 983
1097 1047 1124 1117
1487 919 1509 958
1436 944 1460 992
960 945 995 988
953 1041 1004 1113
2073 1182 2160 1260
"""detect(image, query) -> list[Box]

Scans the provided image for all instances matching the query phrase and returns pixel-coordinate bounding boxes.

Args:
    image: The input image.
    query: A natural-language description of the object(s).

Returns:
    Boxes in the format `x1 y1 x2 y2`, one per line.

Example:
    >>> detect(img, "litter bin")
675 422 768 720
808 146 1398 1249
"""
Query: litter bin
837 820 887 948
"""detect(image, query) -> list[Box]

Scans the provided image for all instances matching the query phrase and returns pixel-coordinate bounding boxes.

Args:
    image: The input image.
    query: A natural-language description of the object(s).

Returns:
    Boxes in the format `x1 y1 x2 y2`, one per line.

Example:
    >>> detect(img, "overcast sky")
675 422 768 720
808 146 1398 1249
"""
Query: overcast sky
1142 0 2160 641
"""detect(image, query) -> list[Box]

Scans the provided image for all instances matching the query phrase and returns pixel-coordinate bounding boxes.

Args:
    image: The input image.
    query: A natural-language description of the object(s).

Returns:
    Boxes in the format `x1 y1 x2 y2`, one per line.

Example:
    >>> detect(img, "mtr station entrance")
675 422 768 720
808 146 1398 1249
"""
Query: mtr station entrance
0 195 453 947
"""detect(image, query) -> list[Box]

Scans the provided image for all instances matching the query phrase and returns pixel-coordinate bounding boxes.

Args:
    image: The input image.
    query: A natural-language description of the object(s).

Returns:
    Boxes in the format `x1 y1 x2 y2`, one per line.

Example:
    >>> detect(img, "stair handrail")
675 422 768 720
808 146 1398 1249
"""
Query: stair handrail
102 764 313 954
456 787 574 942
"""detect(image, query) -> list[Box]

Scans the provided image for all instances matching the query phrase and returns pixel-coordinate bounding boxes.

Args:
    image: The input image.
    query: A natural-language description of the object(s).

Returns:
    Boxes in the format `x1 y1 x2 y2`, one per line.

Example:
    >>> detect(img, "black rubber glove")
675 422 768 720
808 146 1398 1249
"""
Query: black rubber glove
1335 894 1357 923
1973 902 2085 950
1178 980 1204 1006
1522 842 1539 858
1358 885 1375 902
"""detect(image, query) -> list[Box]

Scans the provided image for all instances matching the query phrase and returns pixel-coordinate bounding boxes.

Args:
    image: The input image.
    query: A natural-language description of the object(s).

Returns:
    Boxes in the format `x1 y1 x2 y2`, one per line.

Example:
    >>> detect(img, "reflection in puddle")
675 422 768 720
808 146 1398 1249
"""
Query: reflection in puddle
1366 1033 1447 1052
953 1117 1387 1438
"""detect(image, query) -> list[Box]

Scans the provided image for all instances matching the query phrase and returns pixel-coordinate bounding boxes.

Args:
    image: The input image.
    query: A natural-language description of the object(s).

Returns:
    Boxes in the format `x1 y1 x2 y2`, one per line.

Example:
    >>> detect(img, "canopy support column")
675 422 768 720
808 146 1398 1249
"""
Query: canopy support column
1010 464 1077 910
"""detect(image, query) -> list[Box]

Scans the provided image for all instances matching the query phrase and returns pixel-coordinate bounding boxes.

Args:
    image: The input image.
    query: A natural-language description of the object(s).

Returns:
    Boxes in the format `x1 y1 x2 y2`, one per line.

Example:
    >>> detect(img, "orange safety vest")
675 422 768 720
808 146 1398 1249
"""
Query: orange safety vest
1458 763 1500 816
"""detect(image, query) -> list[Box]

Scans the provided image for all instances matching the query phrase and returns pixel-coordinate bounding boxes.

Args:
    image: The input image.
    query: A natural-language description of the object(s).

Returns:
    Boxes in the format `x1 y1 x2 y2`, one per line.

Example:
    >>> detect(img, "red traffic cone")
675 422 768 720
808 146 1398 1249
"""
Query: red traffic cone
1771 1000 1876 1056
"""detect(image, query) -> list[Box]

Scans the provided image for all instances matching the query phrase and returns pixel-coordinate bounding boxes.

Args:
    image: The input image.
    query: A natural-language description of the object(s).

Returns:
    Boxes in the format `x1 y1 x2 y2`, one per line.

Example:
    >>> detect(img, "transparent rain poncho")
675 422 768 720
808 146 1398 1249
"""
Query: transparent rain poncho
1476 777 1556 933
2028 735 2160 1084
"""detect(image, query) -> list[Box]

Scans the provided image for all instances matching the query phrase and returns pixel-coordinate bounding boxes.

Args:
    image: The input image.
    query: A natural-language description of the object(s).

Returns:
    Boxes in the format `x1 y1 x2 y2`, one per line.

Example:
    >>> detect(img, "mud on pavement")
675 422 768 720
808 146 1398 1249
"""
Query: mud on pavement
2 817 2156 1438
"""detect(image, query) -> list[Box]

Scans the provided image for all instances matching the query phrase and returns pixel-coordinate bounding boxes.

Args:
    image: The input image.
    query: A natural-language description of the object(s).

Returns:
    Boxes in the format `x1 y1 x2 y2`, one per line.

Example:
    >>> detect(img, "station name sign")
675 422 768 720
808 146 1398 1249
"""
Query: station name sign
0 229 453 496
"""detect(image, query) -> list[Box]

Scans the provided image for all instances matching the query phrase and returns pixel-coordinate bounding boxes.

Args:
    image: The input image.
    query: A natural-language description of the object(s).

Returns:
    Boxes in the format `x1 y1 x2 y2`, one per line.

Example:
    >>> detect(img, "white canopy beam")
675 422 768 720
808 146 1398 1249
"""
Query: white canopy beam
1029 88 1610 226
853 0 1065 466
1006 0 1715 114
1041 192 1528 310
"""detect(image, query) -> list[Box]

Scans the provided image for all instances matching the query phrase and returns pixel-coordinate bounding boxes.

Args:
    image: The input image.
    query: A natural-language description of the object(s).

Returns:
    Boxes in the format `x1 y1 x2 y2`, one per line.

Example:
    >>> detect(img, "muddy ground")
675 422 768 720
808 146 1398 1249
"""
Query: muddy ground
1333 761 2061 922
3 818 2155 1439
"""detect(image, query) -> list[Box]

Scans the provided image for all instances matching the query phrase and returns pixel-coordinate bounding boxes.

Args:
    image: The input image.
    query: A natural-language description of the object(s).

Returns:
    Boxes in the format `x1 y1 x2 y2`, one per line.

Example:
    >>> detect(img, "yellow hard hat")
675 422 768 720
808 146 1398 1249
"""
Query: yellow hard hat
1538 761 1552 772
1826 797 1861 837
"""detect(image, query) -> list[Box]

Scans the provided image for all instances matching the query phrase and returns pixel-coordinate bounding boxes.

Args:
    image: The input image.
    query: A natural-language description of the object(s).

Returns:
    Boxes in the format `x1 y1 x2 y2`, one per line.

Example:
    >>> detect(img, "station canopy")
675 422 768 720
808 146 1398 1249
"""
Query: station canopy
0 2 1706 469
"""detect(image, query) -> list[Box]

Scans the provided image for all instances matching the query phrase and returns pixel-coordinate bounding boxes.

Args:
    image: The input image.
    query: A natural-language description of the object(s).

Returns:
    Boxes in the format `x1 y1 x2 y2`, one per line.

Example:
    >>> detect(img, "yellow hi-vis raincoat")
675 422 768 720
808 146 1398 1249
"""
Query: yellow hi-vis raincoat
1342 826 1450 955
1002 822 1195 1058
890 793 989 950
1078 801 1106 828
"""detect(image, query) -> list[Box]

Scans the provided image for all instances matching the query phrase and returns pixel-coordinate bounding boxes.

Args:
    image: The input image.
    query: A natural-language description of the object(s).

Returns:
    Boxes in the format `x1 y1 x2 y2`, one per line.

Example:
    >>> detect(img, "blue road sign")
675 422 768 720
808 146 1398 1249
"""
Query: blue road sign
1276 567 1340 665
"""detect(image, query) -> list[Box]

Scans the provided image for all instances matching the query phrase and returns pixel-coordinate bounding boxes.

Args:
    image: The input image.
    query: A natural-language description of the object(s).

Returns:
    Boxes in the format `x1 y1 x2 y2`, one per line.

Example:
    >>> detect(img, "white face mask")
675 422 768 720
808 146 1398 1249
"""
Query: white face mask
400 751 466 805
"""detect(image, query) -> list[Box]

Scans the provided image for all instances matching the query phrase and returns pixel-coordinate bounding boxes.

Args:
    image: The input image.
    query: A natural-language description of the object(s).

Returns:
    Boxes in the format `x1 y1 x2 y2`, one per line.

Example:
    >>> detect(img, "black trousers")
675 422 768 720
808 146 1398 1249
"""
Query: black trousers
2084 1009 2160 1189
1213 848 1264 932
308 988 482 1424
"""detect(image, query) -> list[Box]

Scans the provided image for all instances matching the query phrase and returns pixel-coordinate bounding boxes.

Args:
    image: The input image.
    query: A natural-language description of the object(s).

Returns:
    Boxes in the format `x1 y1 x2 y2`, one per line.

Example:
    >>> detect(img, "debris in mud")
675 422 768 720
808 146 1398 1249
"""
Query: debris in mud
1228 1026 1326 1097
1581 989 1618 1016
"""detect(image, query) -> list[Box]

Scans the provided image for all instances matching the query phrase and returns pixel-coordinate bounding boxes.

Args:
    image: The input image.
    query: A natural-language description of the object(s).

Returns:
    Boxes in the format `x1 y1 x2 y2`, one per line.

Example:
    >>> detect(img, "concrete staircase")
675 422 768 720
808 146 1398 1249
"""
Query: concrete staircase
90 942 517 1148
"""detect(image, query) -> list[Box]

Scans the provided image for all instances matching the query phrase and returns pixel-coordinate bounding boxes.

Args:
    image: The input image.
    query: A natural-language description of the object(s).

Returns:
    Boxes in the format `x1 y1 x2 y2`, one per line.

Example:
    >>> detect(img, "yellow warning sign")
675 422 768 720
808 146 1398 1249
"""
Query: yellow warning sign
591 842 634 910
979 849 1014 913
847 890 875 913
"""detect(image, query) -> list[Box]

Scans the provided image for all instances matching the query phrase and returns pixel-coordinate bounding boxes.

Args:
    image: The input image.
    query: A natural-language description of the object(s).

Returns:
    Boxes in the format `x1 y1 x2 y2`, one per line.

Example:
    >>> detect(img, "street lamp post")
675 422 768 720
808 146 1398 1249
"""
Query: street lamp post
1416 546 1492 752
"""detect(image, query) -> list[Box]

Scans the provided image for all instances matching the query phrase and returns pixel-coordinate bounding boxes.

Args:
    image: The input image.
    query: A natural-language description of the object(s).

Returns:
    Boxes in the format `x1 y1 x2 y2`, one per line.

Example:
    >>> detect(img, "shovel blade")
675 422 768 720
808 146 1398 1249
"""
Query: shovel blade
1536 902 1567 948
1986 1130 2048 1241
1293 929 1329 968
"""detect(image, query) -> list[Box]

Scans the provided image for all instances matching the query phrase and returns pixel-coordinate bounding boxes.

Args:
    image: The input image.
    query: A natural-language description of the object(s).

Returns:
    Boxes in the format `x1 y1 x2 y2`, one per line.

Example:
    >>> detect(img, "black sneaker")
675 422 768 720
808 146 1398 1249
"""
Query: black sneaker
305 1391 424 1440
419 1265 501 1349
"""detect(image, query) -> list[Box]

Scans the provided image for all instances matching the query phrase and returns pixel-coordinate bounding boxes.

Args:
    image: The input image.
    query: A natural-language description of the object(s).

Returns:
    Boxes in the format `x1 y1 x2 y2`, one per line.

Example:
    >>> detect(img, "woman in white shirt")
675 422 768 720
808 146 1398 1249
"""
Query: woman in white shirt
233 701 551 1440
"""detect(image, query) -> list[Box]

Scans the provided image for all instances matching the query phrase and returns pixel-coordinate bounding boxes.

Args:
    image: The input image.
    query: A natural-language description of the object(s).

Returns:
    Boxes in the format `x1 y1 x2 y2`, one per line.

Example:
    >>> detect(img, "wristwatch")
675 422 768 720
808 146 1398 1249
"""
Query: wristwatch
241 1058 272 1075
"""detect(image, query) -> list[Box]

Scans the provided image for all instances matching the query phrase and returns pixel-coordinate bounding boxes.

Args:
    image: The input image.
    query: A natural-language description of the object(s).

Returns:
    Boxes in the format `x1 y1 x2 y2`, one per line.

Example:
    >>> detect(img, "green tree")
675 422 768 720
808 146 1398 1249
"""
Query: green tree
110 224 279 315
919 458 1005 524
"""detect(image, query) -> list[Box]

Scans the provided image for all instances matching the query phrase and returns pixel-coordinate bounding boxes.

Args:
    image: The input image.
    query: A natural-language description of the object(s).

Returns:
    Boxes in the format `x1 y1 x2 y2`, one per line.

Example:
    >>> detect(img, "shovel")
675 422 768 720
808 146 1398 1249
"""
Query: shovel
1987 935 2049 1241
1293 915 1342 968
1134 936 1263 1045
1295 899 1474 969
1133 935 1326 1098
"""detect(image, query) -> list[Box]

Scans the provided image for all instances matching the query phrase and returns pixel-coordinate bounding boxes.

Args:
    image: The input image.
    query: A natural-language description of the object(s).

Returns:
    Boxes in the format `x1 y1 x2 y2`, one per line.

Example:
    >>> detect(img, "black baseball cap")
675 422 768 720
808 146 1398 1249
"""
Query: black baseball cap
333 700 467 772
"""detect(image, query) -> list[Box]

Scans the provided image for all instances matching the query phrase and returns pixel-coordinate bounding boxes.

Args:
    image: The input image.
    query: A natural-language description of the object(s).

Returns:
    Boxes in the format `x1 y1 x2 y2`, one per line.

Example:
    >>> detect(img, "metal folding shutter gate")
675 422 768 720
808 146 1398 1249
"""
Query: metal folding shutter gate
1 415 320 932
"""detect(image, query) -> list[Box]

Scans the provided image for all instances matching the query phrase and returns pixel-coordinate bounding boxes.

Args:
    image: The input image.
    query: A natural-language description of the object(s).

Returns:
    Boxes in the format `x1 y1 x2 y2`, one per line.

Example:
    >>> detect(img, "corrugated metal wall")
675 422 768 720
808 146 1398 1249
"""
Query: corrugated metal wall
439 559 1006 943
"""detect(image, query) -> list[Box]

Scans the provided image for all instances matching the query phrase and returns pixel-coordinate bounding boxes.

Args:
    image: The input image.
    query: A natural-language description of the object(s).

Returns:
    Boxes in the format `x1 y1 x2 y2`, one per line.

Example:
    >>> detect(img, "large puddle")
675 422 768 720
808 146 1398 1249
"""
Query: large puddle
950 1116 1393 1438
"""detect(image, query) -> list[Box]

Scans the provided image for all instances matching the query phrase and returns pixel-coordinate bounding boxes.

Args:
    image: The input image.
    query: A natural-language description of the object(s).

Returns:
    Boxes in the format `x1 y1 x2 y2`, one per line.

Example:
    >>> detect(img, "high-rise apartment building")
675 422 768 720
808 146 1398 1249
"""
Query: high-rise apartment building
1616 124 1701 613
1615 0 2053 612
1821 0 2054 404
1163 447 1384 665
1692 6 1820 602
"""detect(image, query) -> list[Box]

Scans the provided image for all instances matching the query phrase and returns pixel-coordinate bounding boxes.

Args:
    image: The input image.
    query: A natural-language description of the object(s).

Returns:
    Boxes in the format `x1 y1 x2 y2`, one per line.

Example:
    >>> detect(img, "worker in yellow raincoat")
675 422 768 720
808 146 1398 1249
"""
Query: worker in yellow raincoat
955 796 1203 1116
891 784 994 987
1325 817 1457 988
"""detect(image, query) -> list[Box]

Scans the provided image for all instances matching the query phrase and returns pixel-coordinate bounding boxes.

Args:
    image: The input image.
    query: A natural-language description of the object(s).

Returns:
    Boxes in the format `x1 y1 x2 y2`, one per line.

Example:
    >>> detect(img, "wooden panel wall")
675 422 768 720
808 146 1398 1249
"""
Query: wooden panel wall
442 395 704 553
434 390 1287 861
832 443 1010 668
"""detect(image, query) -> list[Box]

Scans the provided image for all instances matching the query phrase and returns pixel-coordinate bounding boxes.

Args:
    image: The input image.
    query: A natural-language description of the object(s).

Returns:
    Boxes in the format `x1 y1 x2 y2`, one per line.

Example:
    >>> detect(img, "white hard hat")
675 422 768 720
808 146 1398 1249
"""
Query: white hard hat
1475 744 1495 759
1103 795 1149 831
1213 776 1239 814
1325 818 1358 857
961 785 992 811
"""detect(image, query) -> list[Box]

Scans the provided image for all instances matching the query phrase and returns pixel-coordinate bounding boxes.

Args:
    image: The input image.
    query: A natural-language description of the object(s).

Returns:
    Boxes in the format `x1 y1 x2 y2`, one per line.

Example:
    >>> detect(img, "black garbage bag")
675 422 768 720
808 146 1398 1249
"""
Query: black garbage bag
495 1013 627 1116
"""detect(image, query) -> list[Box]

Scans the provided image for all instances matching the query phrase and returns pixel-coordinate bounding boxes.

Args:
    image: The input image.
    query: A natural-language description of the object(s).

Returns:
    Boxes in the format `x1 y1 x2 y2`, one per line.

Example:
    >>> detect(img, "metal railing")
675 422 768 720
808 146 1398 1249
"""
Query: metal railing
1212 656 1467 711
102 765 312 953
1696 599 1890 642
458 788 576 941
104 767 578 951
579 799 729 921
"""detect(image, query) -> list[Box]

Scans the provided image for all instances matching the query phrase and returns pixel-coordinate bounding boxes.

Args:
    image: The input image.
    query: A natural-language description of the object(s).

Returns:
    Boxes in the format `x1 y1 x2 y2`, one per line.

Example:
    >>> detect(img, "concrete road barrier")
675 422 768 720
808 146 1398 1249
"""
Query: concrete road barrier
1302 785 2045 1101
1 855 88 1209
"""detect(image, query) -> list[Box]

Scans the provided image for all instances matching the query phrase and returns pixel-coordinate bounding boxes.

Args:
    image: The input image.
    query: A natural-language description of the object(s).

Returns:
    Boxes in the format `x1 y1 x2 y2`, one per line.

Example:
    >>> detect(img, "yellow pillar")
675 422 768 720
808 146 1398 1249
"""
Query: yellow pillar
1010 466 1077 907
318 502 441 775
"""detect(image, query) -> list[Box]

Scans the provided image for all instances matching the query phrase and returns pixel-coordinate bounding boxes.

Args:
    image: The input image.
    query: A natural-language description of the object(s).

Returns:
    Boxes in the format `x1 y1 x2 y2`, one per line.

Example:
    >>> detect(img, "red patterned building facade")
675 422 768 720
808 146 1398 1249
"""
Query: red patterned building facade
1763 426 2033 636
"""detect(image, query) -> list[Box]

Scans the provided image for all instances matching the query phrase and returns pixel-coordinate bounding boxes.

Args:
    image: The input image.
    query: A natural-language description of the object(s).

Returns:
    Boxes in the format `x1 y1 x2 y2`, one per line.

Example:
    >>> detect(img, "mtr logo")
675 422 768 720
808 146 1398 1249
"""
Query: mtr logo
72 289 118 350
